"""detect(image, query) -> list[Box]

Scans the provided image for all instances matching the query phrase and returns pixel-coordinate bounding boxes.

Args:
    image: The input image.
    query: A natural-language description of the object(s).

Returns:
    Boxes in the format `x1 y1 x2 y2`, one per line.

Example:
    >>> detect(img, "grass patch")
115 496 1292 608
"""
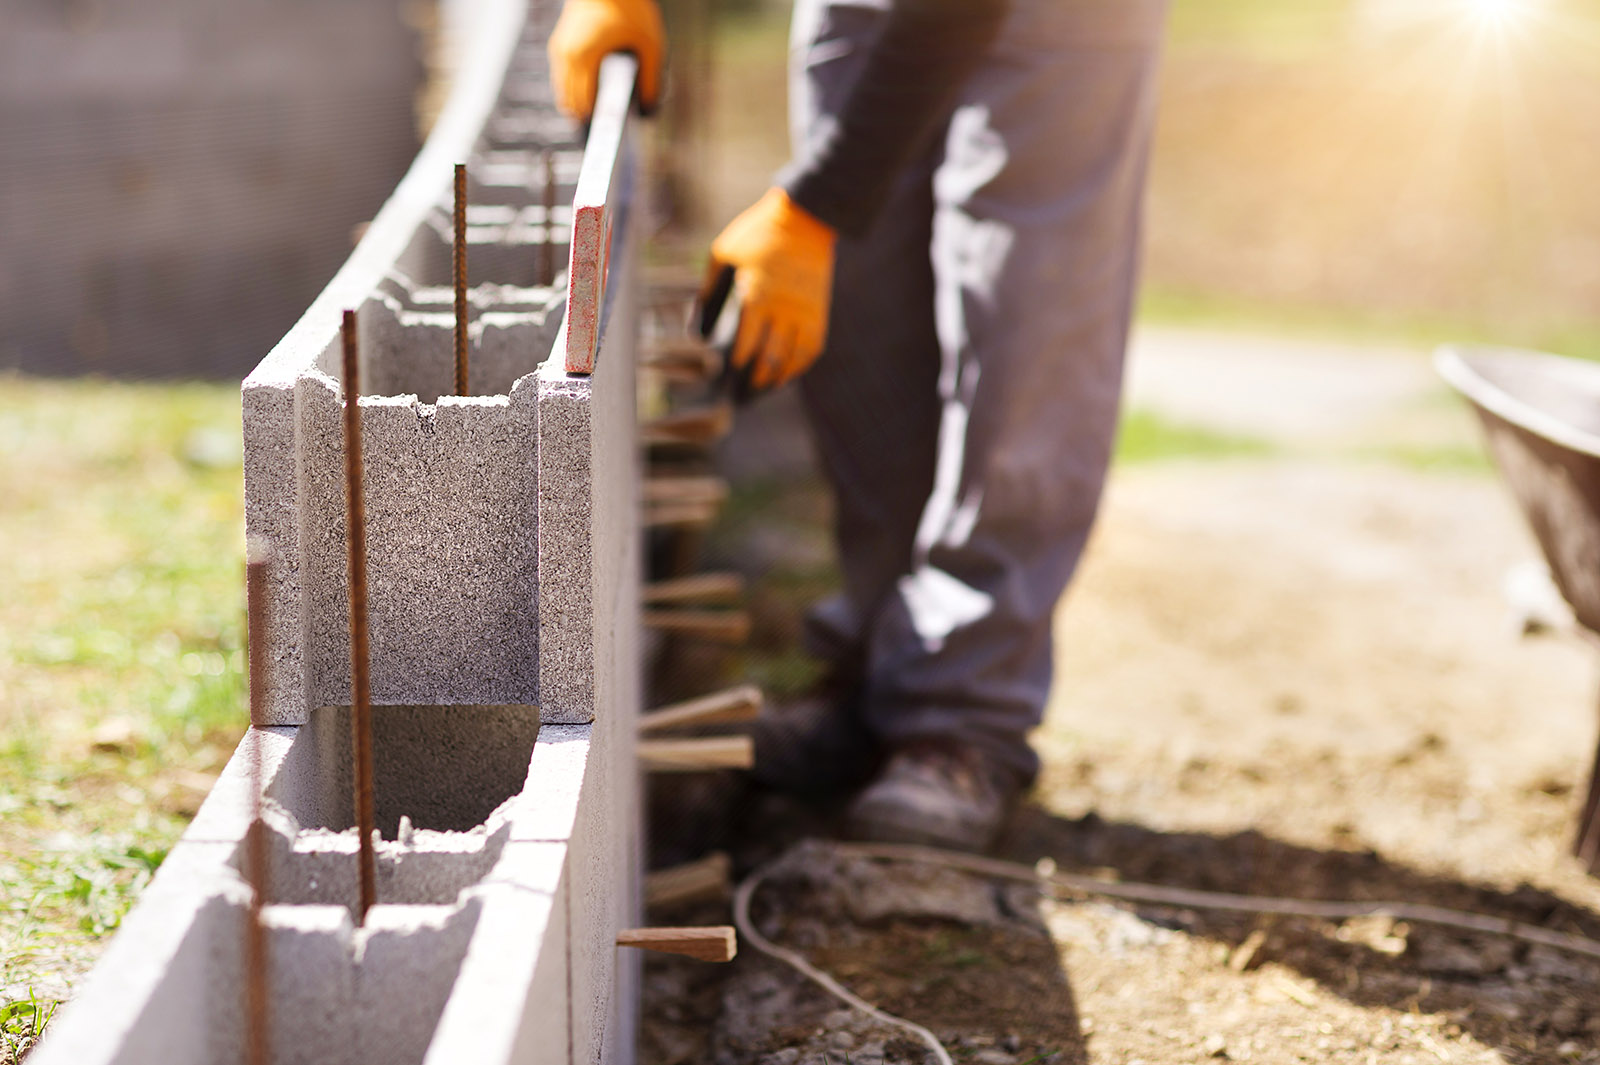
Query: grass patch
0 989 56 1063
1139 285 1600 364
1353 443 1492 474
1168 0 1351 53
0 375 247 1056
1115 409 1278 465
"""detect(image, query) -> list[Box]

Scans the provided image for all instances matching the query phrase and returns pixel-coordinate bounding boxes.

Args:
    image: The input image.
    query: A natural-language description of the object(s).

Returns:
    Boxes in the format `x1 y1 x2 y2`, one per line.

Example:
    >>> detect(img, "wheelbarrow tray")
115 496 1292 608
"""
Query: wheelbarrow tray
1437 346 1600 873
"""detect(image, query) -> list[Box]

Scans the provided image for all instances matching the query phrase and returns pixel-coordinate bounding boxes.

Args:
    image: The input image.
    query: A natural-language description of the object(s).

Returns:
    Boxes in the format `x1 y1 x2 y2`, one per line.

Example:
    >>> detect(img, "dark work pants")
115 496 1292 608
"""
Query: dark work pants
788 0 1169 781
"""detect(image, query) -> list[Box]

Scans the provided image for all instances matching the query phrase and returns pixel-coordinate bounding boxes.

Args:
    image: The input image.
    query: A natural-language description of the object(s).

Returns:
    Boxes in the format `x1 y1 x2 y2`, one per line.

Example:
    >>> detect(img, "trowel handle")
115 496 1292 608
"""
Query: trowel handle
697 264 737 341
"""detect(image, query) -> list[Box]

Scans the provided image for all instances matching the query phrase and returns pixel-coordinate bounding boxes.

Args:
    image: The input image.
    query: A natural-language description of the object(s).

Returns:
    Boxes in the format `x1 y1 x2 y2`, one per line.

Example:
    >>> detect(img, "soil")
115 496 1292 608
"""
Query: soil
641 331 1600 1065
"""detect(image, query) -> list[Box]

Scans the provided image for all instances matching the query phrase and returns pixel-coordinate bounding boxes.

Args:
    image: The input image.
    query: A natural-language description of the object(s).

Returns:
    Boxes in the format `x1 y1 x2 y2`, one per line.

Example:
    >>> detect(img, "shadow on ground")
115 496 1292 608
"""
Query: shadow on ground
644 784 1600 1064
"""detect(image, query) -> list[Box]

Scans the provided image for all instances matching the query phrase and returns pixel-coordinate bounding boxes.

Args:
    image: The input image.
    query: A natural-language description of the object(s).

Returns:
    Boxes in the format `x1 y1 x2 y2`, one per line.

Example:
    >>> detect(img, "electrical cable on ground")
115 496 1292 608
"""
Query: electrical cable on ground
833 842 1600 961
732 839 1600 1061
733 860 955 1065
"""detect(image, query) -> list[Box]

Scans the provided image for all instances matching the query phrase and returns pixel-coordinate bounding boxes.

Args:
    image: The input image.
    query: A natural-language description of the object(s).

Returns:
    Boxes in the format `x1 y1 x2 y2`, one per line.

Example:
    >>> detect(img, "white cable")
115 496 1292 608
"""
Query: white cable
833 841 1600 962
731 839 1600 1062
732 857 955 1065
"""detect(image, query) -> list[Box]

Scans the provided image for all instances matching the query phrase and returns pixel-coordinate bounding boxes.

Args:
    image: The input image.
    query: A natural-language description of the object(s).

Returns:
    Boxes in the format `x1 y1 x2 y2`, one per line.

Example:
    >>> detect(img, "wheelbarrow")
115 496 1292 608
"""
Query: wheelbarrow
1437 345 1600 875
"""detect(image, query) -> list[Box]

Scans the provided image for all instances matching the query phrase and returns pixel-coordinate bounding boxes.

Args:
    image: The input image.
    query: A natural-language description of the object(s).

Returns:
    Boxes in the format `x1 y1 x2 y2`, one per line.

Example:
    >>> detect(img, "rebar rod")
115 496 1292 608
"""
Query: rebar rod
453 163 469 397
340 309 379 922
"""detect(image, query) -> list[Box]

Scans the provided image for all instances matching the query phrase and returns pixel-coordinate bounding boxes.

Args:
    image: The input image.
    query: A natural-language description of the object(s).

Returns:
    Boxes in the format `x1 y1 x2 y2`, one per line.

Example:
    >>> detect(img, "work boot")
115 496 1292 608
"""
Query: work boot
844 740 1021 853
750 694 884 801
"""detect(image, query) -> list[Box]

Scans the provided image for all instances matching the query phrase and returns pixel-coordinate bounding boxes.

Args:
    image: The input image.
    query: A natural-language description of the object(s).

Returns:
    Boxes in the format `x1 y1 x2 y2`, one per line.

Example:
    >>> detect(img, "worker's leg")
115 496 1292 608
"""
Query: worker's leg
855 0 1170 786
789 0 943 660
746 0 947 797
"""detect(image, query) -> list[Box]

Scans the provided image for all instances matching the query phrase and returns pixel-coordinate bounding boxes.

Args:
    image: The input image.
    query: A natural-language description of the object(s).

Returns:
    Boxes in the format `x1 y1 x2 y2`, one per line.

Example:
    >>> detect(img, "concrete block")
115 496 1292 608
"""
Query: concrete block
280 374 543 720
429 876 568 1065
504 724 592 842
38 3 645 1062
534 204 642 726
361 274 565 403
270 704 539 836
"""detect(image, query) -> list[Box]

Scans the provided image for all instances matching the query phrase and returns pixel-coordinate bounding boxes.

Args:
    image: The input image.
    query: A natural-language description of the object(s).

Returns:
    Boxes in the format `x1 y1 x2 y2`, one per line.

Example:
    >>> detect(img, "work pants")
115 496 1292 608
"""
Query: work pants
789 0 1169 782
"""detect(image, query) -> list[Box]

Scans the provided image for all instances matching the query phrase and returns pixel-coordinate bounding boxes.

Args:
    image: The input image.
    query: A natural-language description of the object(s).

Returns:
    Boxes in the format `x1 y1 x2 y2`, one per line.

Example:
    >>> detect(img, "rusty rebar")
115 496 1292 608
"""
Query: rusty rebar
539 148 555 287
244 547 272 1065
453 163 469 397
341 309 379 923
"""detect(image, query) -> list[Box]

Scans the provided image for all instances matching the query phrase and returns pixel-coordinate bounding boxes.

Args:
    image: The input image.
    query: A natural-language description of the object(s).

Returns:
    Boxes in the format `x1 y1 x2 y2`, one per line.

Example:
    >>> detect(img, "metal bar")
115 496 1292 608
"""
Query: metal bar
341 309 379 922
564 54 638 373
453 163 469 397
539 148 556 287
244 548 272 1065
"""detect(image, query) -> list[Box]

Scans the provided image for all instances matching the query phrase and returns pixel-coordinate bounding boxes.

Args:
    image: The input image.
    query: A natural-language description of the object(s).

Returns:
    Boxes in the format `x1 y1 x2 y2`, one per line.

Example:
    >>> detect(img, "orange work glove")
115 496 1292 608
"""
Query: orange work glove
548 0 664 121
705 188 838 391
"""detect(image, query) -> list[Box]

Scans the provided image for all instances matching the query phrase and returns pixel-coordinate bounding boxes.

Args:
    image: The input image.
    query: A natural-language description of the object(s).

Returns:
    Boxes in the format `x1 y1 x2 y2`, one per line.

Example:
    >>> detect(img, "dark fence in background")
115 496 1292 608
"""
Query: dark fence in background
0 0 423 380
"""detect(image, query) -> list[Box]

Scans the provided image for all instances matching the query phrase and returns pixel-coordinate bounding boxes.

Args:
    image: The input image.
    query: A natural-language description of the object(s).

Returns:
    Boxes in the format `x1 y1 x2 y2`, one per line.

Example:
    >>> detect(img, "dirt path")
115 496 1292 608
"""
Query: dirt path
644 328 1600 1065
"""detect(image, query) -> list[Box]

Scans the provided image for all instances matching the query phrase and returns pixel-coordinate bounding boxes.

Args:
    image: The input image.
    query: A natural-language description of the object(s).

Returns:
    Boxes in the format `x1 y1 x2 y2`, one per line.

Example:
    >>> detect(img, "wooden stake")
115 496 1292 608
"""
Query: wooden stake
644 501 721 530
640 338 721 383
616 926 737 962
642 403 733 447
639 735 754 772
642 609 751 644
640 685 762 733
453 164 469 397
642 572 744 607
645 853 732 909
341 310 379 923
643 273 711 307
645 475 728 507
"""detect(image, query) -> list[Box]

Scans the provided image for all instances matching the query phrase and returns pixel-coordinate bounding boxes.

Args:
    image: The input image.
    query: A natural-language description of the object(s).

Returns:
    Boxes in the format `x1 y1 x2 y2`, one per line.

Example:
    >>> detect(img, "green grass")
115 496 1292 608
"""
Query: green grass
0 375 247 1059
1114 409 1278 466
1138 285 1600 365
0 989 56 1063
1168 0 1351 52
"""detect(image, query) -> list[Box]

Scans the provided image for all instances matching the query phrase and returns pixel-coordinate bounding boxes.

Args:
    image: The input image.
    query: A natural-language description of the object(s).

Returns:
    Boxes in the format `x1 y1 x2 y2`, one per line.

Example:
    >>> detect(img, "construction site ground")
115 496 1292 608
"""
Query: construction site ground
641 327 1600 1065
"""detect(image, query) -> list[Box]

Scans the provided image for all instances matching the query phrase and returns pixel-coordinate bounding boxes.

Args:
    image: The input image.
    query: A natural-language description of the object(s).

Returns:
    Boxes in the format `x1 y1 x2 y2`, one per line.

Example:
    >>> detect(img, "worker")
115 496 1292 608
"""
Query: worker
551 0 1170 852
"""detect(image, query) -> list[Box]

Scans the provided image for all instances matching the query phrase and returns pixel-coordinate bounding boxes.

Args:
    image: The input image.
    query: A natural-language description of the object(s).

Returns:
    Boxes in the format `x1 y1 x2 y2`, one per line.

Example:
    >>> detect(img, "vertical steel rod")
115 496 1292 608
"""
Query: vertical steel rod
244 547 272 1065
453 163 469 397
539 148 555 287
341 309 379 923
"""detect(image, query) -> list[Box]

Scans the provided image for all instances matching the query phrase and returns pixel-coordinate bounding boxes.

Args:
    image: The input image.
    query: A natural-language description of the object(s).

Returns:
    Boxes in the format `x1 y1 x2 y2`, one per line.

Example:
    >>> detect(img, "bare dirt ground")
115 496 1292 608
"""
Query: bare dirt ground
642 329 1600 1065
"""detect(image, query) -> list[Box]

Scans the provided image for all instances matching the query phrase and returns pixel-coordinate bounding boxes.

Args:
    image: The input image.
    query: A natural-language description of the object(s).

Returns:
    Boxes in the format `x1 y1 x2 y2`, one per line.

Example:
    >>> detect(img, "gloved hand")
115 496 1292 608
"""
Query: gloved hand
704 187 837 392
548 0 664 121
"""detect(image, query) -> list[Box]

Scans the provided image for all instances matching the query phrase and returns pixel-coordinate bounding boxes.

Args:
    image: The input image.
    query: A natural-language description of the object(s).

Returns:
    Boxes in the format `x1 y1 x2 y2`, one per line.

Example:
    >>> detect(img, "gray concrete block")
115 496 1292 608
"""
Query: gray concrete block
429 876 568 1065
353 902 484 1065
361 274 565 403
267 704 540 836
249 369 545 725
40 2 646 1061
0 0 422 378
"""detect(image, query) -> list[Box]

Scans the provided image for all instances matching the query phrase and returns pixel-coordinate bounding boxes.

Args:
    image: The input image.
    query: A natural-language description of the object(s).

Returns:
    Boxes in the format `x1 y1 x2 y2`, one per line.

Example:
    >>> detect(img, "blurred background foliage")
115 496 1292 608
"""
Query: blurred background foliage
680 0 1600 355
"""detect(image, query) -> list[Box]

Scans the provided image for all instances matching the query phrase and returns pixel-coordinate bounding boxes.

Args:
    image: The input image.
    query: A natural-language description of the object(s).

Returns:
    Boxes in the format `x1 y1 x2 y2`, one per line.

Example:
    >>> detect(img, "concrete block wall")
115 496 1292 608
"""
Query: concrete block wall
32 0 645 1059
0 0 423 378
